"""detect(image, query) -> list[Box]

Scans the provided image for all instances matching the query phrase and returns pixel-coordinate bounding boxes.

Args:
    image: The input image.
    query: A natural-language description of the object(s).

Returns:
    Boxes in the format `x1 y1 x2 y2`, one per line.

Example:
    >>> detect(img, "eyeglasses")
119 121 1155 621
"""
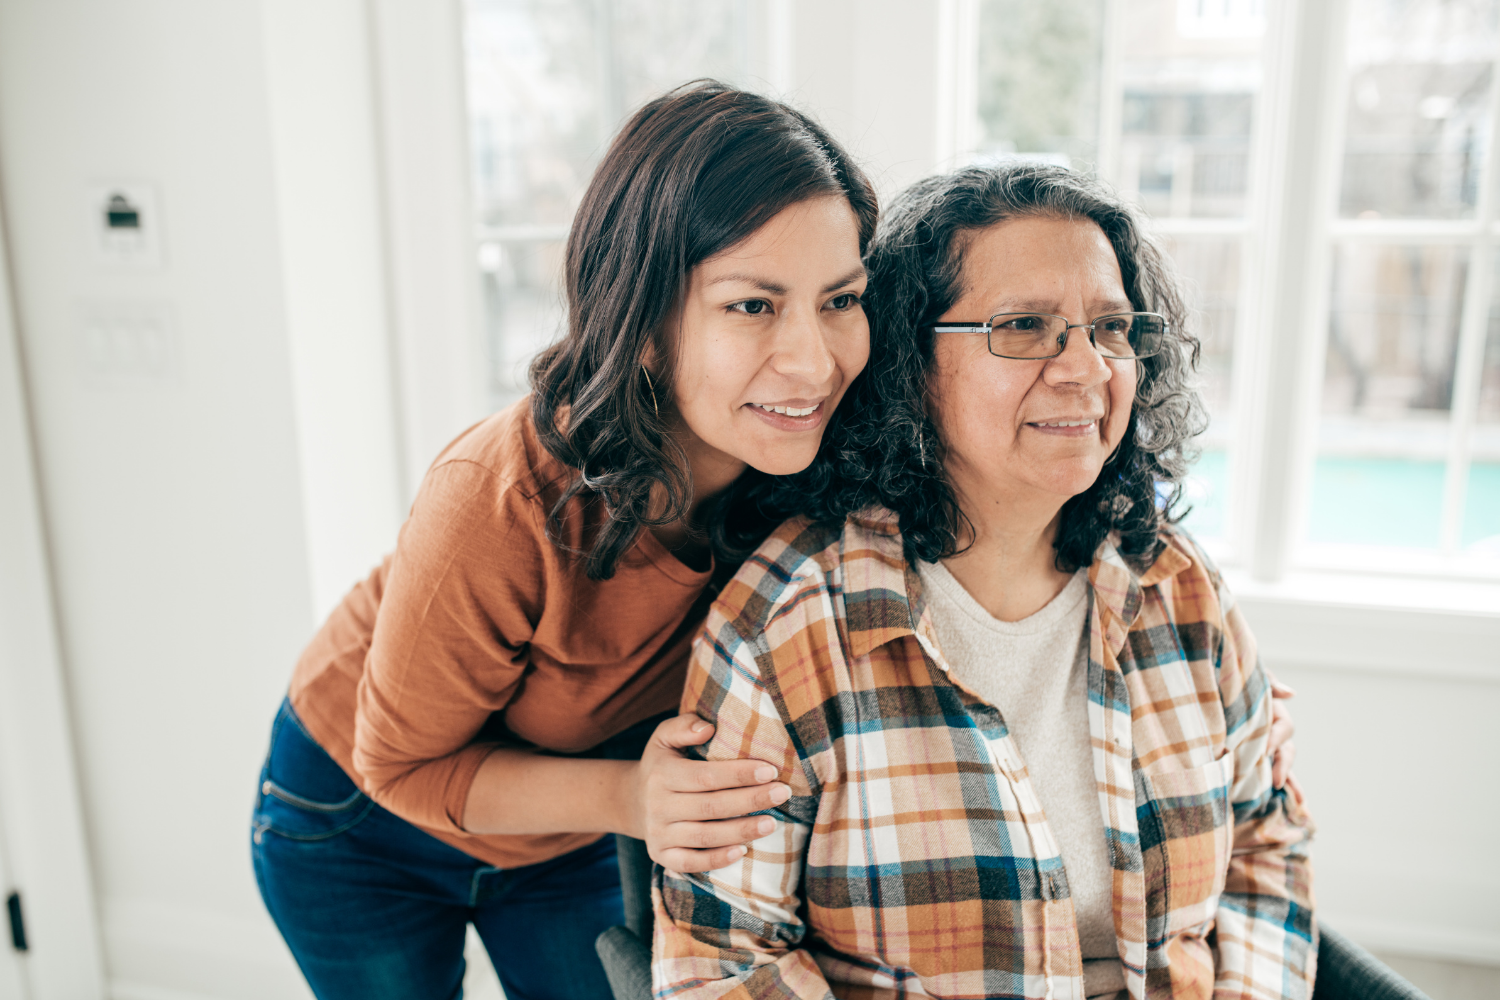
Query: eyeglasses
931 311 1168 360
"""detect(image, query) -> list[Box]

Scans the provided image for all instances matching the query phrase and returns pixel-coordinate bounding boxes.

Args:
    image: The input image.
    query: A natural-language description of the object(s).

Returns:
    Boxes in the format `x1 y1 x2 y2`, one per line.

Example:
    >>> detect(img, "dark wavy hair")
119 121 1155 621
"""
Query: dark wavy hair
529 81 878 579
772 163 1207 571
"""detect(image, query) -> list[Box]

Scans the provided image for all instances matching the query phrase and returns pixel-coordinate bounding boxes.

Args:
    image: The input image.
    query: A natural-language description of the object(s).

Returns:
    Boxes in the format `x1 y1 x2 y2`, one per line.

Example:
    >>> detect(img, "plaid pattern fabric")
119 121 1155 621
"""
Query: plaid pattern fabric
653 510 1315 1000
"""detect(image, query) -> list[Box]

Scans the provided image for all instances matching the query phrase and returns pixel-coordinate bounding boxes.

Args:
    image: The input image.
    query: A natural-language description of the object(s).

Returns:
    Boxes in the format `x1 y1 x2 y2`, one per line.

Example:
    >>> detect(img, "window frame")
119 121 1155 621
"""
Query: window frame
1088 0 1500 585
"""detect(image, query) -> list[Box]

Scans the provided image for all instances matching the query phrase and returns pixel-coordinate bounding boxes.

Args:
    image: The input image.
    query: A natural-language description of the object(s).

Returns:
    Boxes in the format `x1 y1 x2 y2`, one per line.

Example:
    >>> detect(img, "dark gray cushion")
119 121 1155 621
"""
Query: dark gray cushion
1313 924 1431 1000
595 924 652 1000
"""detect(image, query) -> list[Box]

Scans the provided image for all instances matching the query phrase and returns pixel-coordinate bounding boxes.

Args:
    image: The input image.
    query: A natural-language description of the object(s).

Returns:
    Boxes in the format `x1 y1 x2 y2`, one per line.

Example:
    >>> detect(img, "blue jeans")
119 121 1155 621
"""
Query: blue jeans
252 699 630 1000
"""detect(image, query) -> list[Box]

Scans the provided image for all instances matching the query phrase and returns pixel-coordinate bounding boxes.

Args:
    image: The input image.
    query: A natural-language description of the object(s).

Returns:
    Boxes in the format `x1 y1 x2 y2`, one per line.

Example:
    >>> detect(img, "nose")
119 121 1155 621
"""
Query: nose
770 306 837 384
1044 324 1112 388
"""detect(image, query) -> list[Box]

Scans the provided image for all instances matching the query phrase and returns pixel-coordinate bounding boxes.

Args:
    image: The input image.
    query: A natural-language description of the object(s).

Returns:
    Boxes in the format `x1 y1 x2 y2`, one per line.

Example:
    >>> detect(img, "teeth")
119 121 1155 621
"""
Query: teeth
1034 419 1094 428
754 403 818 417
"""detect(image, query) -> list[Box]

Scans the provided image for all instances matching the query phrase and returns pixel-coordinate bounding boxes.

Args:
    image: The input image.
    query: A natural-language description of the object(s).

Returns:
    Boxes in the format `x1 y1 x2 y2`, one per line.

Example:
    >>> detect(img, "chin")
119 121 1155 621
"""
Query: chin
1041 464 1108 500
743 447 819 478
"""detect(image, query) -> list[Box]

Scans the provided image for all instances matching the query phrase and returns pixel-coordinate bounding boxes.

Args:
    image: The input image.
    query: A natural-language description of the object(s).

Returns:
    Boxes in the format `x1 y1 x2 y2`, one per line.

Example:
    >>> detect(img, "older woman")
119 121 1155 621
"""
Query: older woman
652 165 1315 1000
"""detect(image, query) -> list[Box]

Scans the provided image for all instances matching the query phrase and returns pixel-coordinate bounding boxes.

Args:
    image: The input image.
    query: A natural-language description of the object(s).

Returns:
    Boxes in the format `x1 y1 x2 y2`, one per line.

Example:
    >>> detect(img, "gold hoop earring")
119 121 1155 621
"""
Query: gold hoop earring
641 366 660 418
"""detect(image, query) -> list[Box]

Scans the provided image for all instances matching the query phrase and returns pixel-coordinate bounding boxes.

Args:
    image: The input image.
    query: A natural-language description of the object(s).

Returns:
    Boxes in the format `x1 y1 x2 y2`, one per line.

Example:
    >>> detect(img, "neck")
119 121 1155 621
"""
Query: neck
647 427 746 569
939 469 1074 623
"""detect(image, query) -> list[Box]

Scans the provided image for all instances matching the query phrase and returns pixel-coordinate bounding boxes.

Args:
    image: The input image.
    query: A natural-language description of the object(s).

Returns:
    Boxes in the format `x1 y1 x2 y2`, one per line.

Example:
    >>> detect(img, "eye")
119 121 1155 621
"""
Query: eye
998 315 1043 331
826 292 862 311
728 299 771 316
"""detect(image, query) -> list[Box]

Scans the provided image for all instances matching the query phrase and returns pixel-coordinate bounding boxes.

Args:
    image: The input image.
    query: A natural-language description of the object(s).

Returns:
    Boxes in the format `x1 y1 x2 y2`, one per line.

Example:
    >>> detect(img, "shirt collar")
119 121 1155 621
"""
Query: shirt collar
840 510 1193 662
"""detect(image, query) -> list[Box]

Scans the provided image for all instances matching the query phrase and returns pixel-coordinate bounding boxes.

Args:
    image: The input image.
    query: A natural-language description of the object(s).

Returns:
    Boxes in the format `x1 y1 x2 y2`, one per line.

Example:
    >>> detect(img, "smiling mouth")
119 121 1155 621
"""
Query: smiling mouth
753 402 820 417
1030 419 1097 428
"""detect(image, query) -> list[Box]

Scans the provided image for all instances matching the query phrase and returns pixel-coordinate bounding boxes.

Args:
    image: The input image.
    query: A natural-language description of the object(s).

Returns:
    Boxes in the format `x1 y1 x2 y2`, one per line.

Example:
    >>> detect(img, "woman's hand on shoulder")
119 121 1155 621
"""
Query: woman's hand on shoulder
626 714 791 873
1268 675 1303 805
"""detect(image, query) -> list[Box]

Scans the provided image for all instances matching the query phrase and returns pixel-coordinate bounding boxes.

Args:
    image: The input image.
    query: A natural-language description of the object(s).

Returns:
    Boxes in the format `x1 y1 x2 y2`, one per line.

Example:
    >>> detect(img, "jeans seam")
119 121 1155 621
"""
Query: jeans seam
469 866 502 908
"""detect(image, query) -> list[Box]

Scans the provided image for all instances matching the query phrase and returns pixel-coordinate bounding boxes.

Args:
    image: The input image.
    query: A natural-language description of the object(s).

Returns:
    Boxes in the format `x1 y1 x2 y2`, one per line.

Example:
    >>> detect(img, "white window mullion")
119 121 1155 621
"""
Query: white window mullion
933 0 981 172
1094 0 1125 187
1236 0 1351 582
1439 58 1500 554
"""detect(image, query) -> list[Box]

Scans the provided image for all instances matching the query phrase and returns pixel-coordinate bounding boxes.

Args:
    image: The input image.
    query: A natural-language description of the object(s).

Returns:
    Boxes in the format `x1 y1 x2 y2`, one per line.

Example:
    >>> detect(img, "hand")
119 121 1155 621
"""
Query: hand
627 714 791 874
1268 676 1303 805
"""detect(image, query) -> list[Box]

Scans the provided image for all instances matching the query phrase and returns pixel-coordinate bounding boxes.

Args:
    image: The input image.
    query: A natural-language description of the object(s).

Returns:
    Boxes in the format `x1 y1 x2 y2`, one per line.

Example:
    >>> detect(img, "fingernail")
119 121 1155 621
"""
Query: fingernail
754 765 777 782
691 720 711 733
729 845 747 859
756 817 775 835
769 783 791 804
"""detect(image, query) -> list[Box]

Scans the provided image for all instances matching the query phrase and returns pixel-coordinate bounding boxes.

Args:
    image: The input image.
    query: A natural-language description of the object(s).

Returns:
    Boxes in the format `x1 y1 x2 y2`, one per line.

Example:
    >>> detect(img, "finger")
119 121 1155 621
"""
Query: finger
650 713 716 751
1277 738 1296 775
663 756 781 793
1271 749 1288 789
655 844 750 874
1269 678 1296 699
1285 772 1306 805
1271 696 1290 723
661 814 778 854
663 782 791 823
1269 714 1295 755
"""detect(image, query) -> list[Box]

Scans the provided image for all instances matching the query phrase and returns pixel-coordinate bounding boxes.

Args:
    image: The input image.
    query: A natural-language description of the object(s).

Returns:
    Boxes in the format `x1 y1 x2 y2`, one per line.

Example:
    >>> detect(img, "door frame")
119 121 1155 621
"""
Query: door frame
0 181 107 999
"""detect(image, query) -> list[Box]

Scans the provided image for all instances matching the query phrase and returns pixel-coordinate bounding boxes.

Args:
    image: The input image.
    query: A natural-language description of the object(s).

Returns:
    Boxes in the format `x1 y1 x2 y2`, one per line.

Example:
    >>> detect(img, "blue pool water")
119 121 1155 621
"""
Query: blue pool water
1179 452 1500 550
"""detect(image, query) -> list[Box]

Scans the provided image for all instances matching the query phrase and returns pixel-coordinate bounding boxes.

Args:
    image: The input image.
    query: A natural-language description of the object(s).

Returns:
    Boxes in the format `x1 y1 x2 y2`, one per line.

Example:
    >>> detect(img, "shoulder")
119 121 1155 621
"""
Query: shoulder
706 508 905 648
1126 523 1228 608
710 515 847 644
423 397 571 502
396 401 580 575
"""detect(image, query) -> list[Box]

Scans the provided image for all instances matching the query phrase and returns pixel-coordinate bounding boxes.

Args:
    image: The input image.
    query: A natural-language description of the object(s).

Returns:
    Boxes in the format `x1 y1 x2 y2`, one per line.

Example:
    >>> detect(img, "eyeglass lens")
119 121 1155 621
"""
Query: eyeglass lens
987 312 1164 359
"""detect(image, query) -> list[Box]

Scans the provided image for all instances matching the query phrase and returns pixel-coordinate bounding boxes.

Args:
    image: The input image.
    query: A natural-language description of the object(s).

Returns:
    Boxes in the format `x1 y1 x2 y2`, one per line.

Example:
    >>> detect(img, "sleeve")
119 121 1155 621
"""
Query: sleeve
1212 582 1318 999
350 459 547 835
650 593 836 1000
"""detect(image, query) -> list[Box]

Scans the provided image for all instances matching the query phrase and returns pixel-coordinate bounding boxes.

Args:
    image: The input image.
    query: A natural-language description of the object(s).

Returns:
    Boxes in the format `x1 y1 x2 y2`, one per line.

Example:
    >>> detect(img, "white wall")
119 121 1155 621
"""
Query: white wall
0 0 401 996
1236 586 1500 964
786 0 949 201
0 3 1493 1000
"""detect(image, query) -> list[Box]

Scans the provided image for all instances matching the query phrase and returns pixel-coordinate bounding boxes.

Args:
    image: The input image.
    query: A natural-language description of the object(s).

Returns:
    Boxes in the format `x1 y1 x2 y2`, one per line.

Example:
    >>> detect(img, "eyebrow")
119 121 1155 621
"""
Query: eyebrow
993 298 1135 315
706 265 868 296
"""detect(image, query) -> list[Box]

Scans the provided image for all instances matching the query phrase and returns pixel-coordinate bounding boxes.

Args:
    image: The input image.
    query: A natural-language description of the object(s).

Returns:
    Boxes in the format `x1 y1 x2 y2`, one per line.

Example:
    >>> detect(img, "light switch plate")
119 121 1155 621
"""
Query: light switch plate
77 301 179 388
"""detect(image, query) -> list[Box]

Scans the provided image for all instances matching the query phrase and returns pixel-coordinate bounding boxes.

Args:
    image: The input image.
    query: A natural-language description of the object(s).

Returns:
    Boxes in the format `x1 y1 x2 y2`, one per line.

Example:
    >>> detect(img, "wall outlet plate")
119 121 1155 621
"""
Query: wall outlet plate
86 181 164 268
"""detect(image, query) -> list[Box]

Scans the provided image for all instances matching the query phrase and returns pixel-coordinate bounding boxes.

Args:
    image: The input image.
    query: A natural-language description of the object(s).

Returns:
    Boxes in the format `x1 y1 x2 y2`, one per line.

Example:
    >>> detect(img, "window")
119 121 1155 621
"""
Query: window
462 0 1499 578
974 0 1498 575
976 0 1264 544
1311 0 1500 561
463 0 784 410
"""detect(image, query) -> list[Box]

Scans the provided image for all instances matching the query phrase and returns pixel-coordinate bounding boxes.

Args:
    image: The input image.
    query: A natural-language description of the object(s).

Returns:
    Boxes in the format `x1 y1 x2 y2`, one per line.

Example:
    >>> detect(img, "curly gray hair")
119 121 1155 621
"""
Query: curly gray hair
772 162 1208 569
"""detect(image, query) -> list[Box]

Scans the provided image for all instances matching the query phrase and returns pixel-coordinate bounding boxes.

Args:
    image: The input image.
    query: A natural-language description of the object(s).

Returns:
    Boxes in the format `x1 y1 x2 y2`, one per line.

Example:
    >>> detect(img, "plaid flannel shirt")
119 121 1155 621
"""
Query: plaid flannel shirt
653 510 1315 1000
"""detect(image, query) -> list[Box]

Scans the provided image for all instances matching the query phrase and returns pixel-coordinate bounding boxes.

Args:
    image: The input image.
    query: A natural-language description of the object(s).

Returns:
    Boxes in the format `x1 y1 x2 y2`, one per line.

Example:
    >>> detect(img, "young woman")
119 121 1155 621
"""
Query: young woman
655 164 1316 1000
250 81 877 1000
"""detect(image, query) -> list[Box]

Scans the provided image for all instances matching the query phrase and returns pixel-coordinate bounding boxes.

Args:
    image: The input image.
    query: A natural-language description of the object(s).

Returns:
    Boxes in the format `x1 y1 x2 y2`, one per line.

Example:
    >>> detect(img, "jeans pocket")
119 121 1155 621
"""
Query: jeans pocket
253 702 376 844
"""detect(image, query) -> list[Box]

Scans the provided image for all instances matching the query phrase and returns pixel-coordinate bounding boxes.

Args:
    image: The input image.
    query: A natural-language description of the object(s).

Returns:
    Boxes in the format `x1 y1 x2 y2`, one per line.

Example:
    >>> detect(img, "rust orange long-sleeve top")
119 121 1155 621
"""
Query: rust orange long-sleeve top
288 399 713 868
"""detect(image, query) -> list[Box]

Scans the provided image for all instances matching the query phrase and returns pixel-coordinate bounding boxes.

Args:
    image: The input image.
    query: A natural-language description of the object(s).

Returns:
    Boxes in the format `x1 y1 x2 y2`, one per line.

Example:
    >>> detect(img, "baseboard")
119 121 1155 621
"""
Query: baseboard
1324 911 1500 967
112 983 230 1000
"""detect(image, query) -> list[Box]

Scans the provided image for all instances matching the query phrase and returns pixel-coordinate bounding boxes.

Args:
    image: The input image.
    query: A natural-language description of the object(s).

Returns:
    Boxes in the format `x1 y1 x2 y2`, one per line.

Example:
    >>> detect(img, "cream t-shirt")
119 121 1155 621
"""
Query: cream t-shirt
917 561 1124 1000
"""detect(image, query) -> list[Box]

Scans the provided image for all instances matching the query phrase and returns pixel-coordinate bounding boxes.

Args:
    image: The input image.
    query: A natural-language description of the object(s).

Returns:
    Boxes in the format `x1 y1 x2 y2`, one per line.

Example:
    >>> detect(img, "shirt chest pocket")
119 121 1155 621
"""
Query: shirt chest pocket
1138 752 1235 933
